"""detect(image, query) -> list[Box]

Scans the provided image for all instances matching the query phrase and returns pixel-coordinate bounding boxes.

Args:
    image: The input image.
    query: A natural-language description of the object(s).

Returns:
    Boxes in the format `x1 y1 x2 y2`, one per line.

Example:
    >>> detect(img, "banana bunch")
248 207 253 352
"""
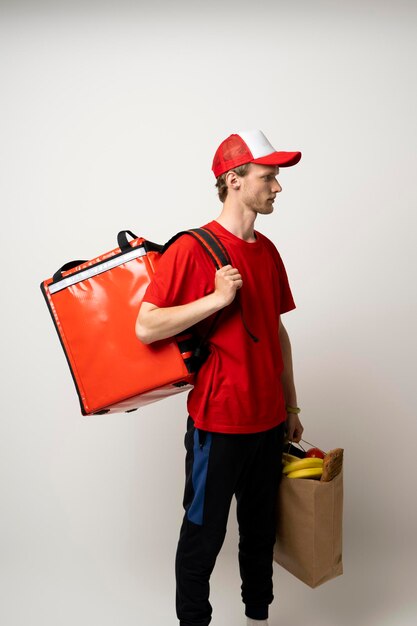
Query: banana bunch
281 453 323 479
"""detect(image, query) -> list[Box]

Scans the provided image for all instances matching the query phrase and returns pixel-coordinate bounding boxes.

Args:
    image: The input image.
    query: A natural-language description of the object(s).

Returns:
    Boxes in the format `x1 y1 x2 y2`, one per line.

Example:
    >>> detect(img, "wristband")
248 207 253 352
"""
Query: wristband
286 405 301 414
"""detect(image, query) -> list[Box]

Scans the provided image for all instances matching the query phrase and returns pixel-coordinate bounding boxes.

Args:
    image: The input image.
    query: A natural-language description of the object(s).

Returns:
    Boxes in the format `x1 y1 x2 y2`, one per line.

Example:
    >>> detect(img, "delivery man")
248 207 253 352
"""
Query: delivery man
136 129 304 626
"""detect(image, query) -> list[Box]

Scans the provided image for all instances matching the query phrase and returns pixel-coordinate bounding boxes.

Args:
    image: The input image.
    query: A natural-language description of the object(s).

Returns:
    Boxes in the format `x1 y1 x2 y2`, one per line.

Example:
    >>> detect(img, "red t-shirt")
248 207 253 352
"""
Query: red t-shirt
142 219 296 434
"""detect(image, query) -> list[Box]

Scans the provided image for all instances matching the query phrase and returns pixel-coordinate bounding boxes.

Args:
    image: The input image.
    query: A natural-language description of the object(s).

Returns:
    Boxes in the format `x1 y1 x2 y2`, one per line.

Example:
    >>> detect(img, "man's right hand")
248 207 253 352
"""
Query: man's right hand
213 264 243 307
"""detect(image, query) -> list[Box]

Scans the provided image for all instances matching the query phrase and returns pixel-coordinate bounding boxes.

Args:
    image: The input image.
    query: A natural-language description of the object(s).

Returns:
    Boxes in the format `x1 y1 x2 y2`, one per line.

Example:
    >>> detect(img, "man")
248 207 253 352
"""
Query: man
136 129 304 626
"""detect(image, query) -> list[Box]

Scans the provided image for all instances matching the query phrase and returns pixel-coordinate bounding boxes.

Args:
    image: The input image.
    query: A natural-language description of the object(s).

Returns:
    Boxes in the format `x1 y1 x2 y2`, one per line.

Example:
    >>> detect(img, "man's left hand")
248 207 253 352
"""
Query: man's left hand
285 413 304 444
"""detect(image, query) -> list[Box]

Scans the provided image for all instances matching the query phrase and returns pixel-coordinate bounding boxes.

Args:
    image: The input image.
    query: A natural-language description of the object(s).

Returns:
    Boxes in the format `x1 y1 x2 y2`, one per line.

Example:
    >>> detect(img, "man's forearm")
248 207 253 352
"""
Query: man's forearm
136 292 224 344
279 324 298 406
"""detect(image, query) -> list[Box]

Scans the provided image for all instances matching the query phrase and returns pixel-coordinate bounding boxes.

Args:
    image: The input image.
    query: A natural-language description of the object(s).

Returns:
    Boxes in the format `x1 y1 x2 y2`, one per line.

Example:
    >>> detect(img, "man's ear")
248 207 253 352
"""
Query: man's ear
225 170 240 190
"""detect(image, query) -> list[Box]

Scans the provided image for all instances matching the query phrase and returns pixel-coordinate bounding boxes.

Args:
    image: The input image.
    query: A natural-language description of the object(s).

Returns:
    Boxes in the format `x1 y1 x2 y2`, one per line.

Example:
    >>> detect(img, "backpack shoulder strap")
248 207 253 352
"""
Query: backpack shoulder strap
162 227 231 269
163 226 258 344
162 227 233 368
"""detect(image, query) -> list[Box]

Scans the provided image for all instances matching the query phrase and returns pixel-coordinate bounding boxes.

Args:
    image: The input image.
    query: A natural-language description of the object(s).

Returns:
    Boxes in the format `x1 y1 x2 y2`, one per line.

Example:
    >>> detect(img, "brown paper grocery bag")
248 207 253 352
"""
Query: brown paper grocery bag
274 468 343 588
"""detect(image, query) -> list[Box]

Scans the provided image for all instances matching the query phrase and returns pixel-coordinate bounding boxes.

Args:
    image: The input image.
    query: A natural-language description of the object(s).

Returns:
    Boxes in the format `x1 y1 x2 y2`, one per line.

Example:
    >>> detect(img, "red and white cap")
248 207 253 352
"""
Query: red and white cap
212 129 301 178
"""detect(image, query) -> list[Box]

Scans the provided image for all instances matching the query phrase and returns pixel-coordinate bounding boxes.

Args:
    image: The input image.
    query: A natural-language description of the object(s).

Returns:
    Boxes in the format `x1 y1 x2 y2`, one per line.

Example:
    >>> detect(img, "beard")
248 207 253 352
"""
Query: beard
255 199 275 215
243 190 274 215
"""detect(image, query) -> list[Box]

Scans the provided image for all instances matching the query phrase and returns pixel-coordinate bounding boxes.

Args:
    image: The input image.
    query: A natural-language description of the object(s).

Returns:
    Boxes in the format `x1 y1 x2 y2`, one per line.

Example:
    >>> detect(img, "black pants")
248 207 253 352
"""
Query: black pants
175 415 287 626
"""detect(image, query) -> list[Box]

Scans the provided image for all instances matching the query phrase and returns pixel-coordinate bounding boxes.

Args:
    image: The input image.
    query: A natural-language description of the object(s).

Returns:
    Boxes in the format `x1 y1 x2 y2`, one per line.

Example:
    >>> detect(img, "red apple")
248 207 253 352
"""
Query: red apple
305 447 326 459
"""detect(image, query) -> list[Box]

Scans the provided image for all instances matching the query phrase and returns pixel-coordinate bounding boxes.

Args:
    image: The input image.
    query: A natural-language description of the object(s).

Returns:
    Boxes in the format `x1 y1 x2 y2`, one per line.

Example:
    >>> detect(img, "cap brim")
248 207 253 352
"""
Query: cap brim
252 151 302 167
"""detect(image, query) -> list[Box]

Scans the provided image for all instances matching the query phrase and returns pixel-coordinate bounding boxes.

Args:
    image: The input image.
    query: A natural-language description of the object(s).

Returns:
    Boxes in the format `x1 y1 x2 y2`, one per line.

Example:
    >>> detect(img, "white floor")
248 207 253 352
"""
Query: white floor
1 534 416 626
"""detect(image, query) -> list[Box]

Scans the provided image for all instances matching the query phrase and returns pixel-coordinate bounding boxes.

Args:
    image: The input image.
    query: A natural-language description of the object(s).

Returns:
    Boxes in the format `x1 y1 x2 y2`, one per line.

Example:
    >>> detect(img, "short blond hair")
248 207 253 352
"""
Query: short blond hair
215 163 251 203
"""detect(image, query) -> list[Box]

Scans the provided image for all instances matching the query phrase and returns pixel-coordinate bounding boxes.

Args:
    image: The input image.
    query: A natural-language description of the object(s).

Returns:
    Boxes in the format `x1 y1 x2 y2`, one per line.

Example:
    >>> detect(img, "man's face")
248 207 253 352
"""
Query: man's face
238 163 282 215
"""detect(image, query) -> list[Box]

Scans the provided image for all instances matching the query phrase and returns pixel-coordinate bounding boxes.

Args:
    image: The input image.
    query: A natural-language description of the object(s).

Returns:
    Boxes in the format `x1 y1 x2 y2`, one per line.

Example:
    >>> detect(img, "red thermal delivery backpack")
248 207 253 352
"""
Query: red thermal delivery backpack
40 228 230 416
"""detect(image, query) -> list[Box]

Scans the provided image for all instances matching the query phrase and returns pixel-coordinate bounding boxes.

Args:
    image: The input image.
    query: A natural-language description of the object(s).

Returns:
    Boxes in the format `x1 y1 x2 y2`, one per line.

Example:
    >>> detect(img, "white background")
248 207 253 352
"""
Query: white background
1 1 416 625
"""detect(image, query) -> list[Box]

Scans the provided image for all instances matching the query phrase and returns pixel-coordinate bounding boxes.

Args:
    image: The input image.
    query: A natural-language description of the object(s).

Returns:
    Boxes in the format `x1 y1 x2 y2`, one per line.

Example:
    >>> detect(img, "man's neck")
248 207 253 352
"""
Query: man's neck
215 204 257 243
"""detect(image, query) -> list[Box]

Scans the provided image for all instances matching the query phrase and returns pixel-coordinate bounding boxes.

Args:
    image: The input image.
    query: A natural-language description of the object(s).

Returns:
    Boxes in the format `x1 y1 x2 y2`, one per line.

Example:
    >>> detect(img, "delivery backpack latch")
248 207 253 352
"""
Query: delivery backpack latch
40 227 230 416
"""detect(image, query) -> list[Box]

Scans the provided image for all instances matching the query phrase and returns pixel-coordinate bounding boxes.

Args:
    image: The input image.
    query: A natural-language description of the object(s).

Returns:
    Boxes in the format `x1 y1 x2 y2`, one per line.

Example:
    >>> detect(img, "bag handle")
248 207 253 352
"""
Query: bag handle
51 230 140 283
285 438 327 456
117 229 139 252
52 260 88 283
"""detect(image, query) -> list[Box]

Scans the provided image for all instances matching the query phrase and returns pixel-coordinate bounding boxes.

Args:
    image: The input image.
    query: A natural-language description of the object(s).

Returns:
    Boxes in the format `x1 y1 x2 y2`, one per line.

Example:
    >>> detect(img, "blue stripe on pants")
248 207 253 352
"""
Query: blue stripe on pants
187 430 212 526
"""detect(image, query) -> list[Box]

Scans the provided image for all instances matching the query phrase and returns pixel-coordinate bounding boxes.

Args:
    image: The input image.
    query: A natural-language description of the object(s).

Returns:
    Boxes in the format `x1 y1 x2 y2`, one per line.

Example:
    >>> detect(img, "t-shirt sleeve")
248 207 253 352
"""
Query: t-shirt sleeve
276 250 296 314
142 236 214 308
258 233 296 314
